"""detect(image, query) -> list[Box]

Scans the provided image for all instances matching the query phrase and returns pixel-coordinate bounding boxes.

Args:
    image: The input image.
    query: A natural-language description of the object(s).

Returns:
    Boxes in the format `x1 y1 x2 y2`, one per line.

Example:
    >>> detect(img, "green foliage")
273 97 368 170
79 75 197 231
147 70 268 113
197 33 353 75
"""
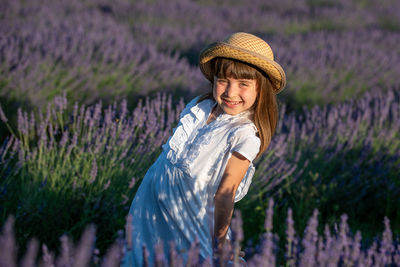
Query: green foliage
278 78 325 112
5 62 147 109
378 17 400 32
285 20 345 35
306 0 339 8
293 81 326 108
284 23 311 35
279 69 381 113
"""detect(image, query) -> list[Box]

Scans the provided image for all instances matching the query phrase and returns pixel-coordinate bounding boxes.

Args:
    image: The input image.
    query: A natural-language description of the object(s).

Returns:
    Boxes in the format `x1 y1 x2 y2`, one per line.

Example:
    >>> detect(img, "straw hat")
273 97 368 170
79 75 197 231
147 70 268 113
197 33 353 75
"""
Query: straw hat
199 32 286 94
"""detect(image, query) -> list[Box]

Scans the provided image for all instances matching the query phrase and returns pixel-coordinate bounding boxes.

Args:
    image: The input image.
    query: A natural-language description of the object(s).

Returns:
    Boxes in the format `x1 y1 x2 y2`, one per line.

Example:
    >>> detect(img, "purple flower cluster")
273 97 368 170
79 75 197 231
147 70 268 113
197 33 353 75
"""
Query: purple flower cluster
1 92 184 167
1 0 400 111
1 200 399 266
252 87 399 194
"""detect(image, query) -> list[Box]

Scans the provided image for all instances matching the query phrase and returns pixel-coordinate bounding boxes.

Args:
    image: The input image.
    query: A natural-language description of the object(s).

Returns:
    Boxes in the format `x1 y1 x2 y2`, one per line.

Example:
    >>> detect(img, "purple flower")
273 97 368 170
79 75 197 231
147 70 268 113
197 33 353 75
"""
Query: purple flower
128 177 136 189
265 198 274 232
104 180 111 190
59 130 69 148
285 208 296 263
89 159 97 184
299 209 319 267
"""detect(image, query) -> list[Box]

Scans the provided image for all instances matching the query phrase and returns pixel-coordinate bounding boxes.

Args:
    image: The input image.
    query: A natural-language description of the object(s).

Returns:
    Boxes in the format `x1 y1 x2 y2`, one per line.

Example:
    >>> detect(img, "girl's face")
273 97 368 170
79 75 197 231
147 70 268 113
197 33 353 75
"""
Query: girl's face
213 76 258 115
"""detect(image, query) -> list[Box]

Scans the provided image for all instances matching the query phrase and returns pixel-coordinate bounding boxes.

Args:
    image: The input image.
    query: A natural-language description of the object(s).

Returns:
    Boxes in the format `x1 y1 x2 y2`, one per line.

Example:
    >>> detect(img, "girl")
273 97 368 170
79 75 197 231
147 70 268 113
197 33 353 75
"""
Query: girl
122 32 286 266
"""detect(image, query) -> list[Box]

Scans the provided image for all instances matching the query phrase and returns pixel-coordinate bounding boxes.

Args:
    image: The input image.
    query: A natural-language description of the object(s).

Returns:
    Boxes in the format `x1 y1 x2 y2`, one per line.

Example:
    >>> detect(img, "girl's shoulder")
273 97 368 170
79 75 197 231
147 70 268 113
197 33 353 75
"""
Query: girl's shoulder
230 121 260 163
231 121 259 144
229 112 258 135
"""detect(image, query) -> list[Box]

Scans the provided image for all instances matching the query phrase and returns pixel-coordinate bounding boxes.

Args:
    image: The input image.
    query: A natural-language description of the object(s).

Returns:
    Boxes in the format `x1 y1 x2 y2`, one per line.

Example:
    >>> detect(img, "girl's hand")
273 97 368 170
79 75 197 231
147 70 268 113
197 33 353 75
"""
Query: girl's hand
213 239 246 264
237 250 246 258
227 257 248 267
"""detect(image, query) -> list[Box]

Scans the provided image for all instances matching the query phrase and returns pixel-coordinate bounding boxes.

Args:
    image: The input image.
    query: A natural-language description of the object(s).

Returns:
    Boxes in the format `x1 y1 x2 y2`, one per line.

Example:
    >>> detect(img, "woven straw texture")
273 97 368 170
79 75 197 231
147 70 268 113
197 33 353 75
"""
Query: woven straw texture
199 32 286 94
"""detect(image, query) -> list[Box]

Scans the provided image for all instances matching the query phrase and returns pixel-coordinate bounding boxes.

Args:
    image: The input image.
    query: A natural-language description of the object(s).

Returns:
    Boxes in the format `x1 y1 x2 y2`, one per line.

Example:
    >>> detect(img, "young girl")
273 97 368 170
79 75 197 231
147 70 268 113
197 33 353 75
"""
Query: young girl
122 32 286 266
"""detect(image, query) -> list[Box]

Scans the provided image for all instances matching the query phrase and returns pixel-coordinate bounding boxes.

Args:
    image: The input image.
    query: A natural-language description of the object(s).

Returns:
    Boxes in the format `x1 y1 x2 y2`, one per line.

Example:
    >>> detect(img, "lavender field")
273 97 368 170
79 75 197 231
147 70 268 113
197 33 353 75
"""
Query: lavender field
1 0 400 265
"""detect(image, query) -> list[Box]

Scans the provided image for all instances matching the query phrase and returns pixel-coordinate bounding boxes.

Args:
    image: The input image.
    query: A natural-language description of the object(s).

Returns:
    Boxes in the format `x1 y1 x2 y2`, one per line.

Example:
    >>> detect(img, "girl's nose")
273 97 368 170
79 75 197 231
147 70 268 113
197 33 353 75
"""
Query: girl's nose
224 82 239 97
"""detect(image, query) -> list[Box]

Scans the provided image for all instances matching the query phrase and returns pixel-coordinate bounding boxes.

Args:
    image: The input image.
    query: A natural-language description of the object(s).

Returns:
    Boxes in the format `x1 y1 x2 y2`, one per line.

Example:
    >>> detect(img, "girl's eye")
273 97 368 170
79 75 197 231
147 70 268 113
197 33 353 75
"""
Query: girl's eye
240 82 249 87
217 79 227 84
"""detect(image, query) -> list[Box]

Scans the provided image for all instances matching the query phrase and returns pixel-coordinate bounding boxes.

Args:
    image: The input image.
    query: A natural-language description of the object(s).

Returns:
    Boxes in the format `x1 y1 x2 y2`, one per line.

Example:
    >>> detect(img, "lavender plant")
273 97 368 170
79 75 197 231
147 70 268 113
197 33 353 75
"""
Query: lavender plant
1 200 399 266
0 92 184 253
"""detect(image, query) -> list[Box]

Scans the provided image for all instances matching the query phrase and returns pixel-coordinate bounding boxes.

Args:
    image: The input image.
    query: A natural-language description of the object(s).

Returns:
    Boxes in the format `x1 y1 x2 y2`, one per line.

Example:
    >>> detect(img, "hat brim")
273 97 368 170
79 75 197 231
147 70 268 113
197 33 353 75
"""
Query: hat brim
199 42 286 94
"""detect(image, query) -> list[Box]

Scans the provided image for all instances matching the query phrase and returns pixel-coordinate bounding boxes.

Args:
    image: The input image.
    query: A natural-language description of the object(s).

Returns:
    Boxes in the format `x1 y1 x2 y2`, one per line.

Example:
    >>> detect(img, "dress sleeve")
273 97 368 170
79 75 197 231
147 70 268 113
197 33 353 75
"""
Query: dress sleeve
231 128 261 162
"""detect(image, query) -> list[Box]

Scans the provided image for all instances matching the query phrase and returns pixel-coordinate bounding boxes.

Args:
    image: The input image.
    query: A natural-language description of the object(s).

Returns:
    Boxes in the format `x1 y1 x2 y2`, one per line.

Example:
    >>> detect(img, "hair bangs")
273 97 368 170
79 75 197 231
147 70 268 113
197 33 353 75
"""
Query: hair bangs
213 58 261 80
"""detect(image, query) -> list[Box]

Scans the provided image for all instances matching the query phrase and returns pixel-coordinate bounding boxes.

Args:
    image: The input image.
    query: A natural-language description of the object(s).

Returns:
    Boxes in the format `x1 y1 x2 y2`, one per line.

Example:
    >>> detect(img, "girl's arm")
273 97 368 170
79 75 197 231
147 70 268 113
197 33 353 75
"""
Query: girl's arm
213 151 250 249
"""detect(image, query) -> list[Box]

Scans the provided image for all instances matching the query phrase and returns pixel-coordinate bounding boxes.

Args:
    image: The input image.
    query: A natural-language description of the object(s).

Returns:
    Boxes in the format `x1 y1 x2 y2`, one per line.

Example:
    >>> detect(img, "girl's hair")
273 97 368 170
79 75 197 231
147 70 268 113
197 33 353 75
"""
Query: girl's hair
198 57 278 158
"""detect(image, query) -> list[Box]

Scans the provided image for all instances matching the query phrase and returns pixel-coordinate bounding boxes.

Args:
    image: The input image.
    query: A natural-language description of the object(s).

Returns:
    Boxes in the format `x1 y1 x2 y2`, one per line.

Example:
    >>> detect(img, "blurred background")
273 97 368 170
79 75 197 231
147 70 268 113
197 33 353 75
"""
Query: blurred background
0 0 399 263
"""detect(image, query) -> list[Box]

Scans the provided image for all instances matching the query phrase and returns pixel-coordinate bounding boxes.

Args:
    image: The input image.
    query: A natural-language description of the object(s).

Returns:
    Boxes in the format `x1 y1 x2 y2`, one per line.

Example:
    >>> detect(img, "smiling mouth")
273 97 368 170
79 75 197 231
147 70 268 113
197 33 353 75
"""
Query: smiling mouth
222 99 242 106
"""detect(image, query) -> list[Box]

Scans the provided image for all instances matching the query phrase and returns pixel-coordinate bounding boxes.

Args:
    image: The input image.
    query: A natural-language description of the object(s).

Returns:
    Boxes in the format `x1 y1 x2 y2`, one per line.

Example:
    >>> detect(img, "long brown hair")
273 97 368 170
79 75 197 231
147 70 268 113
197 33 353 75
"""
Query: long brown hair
198 57 278 158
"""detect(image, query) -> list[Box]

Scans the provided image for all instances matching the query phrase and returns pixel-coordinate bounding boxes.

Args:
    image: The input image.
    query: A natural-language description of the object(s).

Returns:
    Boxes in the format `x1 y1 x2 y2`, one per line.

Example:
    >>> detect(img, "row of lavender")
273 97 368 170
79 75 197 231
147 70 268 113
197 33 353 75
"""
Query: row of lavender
1 201 399 266
0 87 399 262
1 0 400 114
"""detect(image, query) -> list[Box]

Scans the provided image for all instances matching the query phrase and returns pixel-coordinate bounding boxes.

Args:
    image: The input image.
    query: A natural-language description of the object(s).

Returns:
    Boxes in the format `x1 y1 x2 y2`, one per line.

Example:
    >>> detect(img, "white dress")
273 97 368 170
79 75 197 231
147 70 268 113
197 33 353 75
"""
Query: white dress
122 96 260 266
